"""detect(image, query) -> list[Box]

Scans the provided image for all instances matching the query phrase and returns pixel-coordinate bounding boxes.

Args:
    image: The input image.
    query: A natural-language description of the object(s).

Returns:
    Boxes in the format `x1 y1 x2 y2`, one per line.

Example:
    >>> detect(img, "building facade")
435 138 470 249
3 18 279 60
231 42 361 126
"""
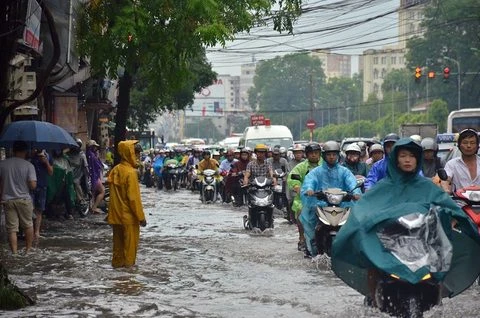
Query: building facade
310 50 352 80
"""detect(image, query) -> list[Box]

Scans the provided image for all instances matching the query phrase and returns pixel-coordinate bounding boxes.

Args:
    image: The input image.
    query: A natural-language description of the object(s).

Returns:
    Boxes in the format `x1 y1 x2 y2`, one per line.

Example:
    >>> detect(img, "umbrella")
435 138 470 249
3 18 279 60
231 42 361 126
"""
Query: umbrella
0 120 78 150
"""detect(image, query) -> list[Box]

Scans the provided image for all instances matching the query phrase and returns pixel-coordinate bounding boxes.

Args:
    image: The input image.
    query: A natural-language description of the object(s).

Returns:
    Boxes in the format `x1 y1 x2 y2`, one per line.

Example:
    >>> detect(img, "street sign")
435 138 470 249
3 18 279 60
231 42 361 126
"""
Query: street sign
250 114 265 126
306 119 316 129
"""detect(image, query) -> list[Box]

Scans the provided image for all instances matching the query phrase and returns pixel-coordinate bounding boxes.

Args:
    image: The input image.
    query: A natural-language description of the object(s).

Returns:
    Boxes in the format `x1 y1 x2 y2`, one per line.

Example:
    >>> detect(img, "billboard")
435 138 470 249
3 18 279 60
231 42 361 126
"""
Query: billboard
23 0 42 51
187 79 225 117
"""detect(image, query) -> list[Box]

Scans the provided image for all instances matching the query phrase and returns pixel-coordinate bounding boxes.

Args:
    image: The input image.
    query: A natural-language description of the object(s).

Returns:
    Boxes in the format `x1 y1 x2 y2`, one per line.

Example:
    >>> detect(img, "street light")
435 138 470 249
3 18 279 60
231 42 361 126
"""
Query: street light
443 56 461 110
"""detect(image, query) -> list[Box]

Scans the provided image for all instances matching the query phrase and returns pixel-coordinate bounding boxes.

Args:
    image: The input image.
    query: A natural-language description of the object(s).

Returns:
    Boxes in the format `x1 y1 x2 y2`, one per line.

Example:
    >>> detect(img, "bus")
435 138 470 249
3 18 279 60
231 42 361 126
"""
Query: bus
447 108 480 133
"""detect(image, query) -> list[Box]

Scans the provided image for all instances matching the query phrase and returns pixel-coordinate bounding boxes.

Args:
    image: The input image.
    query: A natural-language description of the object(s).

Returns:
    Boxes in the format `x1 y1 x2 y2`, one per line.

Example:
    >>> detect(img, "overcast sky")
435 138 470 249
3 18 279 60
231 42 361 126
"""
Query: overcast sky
206 0 399 76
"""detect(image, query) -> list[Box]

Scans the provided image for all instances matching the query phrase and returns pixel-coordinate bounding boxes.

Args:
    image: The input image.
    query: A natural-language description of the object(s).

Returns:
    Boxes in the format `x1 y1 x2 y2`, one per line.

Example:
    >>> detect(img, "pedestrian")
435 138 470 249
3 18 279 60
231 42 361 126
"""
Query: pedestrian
0 141 37 255
106 140 147 268
86 140 105 214
30 148 53 239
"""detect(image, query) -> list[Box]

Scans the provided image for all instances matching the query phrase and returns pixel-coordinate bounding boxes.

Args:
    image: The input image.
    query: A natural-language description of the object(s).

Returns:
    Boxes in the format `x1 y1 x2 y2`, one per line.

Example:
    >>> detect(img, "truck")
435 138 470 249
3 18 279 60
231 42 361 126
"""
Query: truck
239 124 294 150
399 123 438 139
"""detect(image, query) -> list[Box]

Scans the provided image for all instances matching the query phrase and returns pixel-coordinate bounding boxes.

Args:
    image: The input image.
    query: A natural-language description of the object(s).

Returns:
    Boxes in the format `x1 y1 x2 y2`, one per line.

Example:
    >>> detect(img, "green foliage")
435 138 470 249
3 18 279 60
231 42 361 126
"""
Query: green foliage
77 0 303 138
249 53 326 139
406 0 480 110
427 99 449 132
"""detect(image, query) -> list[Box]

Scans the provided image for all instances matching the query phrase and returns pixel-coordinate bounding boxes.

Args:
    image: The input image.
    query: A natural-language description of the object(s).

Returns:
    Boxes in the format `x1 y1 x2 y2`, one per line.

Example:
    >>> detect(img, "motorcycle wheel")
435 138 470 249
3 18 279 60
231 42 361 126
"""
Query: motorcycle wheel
259 213 266 231
77 201 90 218
173 177 178 191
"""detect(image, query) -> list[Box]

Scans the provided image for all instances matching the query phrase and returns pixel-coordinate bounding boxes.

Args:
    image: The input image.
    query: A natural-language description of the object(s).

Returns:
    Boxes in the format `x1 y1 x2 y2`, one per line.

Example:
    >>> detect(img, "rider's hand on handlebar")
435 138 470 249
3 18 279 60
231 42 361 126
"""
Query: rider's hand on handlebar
352 194 361 201
139 219 147 227
293 185 301 194
306 190 314 196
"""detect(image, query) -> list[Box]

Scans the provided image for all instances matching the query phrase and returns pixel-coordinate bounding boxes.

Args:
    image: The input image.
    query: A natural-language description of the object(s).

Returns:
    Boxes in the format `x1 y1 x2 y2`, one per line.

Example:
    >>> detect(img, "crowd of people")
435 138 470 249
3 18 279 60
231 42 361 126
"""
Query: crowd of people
0 139 106 255
1 128 478 271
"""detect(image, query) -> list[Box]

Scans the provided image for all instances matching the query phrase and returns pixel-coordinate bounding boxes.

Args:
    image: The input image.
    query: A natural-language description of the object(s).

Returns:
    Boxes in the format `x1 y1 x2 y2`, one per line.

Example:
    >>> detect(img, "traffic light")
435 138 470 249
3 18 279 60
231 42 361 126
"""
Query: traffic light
443 67 450 80
415 67 422 82
428 71 435 79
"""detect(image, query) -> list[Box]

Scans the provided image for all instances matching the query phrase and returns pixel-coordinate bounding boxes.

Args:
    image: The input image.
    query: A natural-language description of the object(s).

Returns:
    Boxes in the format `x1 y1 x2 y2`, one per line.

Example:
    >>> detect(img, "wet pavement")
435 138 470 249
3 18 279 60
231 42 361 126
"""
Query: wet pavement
1 186 480 317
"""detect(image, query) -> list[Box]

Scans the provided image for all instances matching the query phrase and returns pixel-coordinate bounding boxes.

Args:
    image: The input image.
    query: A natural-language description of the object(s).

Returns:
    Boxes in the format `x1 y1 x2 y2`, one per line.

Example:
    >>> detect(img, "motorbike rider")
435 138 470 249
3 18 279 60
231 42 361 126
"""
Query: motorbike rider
342 143 369 178
186 148 202 190
233 148 241 160
287 142 322 252
332 138 480 308
219 149 238 203
364 133 400 190
420 137 445 180
230 147 251 206
356 141 369 163
162 149 179 190
300 141 361 257
441 128 480 193
152 149 165 190
366 143 384 167
267 146 290 173
197 150 221 199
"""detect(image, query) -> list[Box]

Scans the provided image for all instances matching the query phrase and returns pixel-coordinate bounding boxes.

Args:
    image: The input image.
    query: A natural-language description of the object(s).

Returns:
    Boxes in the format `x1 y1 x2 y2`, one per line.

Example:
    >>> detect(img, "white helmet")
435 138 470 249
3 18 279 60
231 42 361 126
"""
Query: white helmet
345 143 361 154
410 134 422 143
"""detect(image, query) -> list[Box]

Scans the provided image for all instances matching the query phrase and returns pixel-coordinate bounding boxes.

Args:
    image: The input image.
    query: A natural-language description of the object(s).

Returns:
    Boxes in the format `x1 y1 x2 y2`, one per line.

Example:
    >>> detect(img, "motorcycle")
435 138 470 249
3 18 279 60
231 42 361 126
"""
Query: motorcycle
200 169 219 203
451 185 480 233
243 176 274 231
273 168 288 217
164 163 180 191
311 177 365 256
372 207 451 317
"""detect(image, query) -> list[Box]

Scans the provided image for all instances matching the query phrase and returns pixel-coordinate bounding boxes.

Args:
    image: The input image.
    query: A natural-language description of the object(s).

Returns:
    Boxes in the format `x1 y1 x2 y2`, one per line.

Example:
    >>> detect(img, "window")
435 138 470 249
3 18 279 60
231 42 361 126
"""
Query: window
381 69 387 79
381 57 387 64
391 57 396 65
373 69 379 79
373 57 379 64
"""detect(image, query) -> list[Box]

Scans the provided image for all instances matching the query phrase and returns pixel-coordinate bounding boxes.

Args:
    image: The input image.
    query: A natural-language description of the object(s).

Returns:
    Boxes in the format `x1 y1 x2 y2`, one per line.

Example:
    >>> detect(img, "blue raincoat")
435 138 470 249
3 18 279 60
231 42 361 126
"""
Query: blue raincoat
332 138 480 297
299 160 361 256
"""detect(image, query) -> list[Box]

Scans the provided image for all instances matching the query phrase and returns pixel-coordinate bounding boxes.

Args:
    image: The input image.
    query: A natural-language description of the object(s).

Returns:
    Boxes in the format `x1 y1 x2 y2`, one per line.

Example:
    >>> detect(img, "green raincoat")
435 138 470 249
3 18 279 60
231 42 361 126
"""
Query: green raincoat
332 138 480 298
286 159 320 217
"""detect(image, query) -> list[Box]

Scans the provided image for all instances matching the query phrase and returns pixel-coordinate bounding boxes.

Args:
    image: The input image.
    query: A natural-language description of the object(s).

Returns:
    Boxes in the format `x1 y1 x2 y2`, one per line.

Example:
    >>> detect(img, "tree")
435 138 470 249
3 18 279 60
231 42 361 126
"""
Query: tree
248 53 325 139
427 99 449 132
406 0 480 110
77 0 302 160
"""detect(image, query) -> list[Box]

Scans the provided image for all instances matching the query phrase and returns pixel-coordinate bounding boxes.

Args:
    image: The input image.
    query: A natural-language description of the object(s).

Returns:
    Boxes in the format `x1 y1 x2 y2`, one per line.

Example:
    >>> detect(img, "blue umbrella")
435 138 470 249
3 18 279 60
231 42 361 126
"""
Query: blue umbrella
0 120 78 149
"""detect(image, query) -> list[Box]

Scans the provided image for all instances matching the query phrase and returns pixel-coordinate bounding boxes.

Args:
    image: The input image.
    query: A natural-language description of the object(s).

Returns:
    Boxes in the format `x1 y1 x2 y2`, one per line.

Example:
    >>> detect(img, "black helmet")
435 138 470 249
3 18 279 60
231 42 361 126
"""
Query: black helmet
420 137 438 152
76 138 83 148
134 142 143 153
202 150 211 157
305 142 321 154
383 133 400 144
322 140 340 153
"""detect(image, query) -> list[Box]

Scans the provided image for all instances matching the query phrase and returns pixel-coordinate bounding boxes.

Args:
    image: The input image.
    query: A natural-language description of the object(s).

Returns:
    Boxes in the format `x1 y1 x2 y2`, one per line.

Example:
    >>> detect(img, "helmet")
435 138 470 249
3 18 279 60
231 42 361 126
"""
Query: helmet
369 143 384 153
254 144 269 152
272 146 281 154
76 138 83 148
305 142 321 154
279 147 287 154
134 142 143 153
345 143 361 154
383 133 400 144
356 141 367 150
322 141 340 153
240 147 250 154
410 134 422 143
292 144 305 152
458 128 479 146
202 150 211 157
420 137 438 151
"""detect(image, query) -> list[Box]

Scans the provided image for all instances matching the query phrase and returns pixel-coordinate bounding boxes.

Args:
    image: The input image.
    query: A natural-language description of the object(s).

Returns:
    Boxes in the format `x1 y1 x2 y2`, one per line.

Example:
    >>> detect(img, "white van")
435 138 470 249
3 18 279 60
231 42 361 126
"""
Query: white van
239 125 294 149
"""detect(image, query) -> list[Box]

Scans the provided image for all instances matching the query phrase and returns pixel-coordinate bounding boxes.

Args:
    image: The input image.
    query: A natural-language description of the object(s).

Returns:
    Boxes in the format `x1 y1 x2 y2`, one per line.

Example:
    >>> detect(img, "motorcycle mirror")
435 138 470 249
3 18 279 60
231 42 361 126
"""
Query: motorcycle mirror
290 174 301 181
437 168 448 181
195 165 198 169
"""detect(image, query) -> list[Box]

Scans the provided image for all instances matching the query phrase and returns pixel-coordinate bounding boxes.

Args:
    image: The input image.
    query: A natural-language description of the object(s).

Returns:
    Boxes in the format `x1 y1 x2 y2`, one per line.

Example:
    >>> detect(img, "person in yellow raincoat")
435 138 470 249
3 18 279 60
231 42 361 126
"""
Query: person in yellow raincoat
107 140 147 268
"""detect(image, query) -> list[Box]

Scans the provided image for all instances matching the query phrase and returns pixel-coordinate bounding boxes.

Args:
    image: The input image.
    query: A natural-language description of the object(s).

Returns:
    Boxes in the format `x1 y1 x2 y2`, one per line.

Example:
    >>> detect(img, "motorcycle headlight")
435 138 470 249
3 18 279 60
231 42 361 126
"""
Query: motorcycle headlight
325 192 344 205
254 196 272 207
465 190 480 202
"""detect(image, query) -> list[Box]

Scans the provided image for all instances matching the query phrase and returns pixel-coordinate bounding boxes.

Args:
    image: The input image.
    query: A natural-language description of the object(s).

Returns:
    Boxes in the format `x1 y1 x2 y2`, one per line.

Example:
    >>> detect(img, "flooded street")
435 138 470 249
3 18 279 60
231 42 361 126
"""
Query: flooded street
1 186 480 317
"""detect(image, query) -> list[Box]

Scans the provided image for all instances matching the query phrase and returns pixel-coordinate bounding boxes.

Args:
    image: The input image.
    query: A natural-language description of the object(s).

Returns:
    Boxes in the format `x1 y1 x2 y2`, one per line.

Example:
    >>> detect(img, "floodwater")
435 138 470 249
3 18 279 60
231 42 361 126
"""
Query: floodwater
1 186 479 317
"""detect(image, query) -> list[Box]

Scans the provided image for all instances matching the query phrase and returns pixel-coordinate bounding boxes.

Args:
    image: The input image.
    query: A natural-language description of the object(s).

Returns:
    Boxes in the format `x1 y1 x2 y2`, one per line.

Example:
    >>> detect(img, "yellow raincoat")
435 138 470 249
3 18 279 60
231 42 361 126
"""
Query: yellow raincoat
107 140 146 268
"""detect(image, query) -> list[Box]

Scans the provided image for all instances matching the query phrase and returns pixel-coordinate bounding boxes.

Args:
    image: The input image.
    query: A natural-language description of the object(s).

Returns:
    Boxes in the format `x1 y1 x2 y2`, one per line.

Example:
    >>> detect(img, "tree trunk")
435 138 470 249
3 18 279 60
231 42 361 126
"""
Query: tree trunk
113 71 132 166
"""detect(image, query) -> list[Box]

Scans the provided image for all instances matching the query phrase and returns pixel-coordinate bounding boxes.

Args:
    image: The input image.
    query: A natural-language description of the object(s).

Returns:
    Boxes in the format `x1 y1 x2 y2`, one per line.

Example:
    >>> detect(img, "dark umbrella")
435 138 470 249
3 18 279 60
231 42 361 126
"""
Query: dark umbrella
0 120 78 149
